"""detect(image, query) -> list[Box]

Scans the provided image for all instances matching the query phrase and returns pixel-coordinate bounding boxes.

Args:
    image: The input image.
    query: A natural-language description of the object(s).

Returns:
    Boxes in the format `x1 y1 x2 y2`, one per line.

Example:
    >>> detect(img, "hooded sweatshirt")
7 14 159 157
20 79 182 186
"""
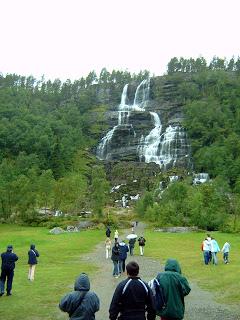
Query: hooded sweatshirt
1 246 18 270
59 273 100 320
156 259 191 320
28 244 40 265
119 241 129 260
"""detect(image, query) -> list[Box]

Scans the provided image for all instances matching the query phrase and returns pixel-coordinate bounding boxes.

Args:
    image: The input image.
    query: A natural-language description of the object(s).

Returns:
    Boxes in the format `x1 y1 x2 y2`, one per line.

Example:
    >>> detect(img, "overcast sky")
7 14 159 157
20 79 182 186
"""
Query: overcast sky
1 0 239 81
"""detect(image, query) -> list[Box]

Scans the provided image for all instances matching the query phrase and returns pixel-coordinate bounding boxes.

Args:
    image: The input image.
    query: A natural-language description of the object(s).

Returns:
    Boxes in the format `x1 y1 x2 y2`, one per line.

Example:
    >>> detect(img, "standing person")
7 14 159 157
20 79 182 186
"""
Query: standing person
128 237 136 256
118 240 129 274
28 244 40 281
206 234 212 262
0 245 18 296
106 226 111 238
210 237 220 265
221 241 231 264
114 229 119 242
138 236 146 256
111 242 120 278
202 238 211 265
155 258 191 320
109 261 156 320
105 237 112 259
59 272 100 320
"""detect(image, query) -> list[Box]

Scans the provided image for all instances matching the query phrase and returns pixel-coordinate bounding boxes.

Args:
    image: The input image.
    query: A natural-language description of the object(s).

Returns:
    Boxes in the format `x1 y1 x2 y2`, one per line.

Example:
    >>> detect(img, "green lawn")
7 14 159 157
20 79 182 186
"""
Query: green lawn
0 224 103 320
0 225 239 319
144 230 240 304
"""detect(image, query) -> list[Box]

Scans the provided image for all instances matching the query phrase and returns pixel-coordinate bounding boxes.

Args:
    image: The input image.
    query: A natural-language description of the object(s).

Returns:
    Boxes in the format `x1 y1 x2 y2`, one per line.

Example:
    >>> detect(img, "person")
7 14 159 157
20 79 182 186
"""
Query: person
128 237 136 256
210 237 220 265
0 245 18 296
111 242 120 278
202 237 211 265
155 258 191 320
131 222 135 232
106 226 111 238
114 230 119 242
105 237 112 259
138 236 146 256
28 244 40 281
118 240 129 274
59 272 100 320
221 241 230 264
206 234 212 262
109 261 156 320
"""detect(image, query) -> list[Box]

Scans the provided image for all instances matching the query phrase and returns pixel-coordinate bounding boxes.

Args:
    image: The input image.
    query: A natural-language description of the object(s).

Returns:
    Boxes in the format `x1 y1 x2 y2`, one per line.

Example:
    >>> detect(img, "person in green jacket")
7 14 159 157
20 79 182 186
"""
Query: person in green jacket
156 259 191 320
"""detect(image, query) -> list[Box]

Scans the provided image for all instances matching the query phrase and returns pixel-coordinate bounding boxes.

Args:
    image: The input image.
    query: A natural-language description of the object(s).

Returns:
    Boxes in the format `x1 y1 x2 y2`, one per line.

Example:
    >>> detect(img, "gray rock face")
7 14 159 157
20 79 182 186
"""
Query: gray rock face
96 78 192 170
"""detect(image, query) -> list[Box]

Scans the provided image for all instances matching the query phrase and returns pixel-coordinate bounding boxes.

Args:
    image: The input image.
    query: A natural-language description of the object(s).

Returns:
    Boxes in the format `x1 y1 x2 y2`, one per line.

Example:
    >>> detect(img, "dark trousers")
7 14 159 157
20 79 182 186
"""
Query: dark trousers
119 259 126 273
0 268 14 294
129 246 134 256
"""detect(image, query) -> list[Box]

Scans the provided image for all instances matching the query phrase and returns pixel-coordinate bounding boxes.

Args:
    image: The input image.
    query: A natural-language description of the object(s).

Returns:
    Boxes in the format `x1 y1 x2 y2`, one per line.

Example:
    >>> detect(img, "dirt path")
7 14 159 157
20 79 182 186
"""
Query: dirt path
80 222 239 320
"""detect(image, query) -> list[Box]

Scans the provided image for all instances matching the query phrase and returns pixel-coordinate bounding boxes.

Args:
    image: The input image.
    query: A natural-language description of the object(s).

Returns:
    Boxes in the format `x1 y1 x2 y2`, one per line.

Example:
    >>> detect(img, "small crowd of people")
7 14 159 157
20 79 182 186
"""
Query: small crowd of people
59 259 191 320
105 226 146 278
0 244 39 297
201 234 231 265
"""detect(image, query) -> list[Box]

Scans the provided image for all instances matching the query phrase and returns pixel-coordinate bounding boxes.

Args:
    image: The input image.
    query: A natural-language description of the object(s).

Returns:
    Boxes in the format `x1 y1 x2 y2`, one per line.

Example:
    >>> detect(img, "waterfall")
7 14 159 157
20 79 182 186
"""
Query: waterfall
96 79 150 160
158 125 189 167
133 79 150 110
139 121 190 168
138 112 163 165
96 78 190 168
96 127 116 160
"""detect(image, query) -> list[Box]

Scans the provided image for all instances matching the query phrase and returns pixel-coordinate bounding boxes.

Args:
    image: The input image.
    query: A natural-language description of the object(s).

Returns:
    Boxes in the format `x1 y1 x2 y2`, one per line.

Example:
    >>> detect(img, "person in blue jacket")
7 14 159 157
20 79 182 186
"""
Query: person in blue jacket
118 240 129 274
0 245 18 296
28 244 40 281
59 272 100 320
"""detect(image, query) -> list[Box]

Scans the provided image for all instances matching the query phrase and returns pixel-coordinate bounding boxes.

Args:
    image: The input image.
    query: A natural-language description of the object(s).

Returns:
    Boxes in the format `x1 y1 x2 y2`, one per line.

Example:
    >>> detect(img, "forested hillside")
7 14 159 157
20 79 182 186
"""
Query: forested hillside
1 56 240 230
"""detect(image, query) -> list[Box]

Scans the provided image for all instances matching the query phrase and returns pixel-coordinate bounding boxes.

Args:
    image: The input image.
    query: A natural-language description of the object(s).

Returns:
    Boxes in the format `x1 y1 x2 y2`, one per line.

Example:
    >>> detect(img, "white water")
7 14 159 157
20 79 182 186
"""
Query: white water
96 79 150 160
138 112 163 165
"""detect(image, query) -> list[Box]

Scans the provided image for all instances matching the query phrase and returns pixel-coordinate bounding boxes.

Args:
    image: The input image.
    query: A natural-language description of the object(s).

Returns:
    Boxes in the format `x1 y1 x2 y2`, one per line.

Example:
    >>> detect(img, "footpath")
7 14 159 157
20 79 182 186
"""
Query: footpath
67 222 240 320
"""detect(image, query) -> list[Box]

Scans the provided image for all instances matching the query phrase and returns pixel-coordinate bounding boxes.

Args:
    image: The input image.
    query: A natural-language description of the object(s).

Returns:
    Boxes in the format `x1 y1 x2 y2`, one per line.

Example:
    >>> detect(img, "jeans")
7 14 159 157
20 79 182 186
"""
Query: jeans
119 259 126 273
129 246 134 256
212 252 218 265
112 261 119 276
223 252 229 263
203 250 210 265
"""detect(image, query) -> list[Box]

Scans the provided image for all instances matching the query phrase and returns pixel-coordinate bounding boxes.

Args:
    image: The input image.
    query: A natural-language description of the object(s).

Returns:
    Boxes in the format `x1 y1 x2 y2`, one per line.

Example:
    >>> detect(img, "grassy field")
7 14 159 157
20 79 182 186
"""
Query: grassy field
144 230 240 304
0 224 239 319
0 224 103 320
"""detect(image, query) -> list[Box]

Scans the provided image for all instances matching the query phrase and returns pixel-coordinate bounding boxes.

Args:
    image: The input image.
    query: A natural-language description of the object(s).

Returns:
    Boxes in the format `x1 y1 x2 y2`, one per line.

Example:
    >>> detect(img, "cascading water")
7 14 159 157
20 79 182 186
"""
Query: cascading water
138 112 163 165
96 78 191 169
96 79 150 160
158 125 190 168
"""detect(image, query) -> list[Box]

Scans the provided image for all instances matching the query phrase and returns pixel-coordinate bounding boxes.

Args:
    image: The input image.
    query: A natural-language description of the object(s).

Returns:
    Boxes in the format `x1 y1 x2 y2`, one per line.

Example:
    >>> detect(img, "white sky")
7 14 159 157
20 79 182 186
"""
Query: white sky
1 0 239 81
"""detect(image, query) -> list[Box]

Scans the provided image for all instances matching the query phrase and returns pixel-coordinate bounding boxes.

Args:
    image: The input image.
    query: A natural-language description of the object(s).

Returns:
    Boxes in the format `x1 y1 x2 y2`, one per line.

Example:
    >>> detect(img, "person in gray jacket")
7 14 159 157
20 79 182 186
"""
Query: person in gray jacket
59 272 100 320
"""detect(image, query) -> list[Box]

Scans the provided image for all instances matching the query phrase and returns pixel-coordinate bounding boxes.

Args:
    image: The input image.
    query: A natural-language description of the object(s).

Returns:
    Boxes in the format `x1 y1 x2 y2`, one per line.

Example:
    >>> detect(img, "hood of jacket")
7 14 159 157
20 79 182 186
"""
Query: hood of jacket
164 258 182 274
30 244 35 250
74 273 90 291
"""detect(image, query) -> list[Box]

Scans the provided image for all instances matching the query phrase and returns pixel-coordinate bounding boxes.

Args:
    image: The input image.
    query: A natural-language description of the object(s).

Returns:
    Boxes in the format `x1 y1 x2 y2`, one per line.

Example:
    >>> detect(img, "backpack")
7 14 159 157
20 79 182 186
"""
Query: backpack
148 275 166 313
138 237 145 245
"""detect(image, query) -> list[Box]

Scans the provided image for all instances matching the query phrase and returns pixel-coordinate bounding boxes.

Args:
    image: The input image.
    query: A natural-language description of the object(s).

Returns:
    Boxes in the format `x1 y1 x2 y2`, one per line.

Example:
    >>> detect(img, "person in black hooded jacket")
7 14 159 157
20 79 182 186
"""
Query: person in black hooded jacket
0 245 18 296
109 261 156 320
59 272 100 320
28 244 40 281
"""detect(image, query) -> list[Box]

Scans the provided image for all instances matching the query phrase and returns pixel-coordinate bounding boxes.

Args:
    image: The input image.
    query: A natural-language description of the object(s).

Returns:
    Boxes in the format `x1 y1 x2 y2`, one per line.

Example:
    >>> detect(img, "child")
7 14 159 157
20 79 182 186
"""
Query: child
221 241 230 264
105 237 112 259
